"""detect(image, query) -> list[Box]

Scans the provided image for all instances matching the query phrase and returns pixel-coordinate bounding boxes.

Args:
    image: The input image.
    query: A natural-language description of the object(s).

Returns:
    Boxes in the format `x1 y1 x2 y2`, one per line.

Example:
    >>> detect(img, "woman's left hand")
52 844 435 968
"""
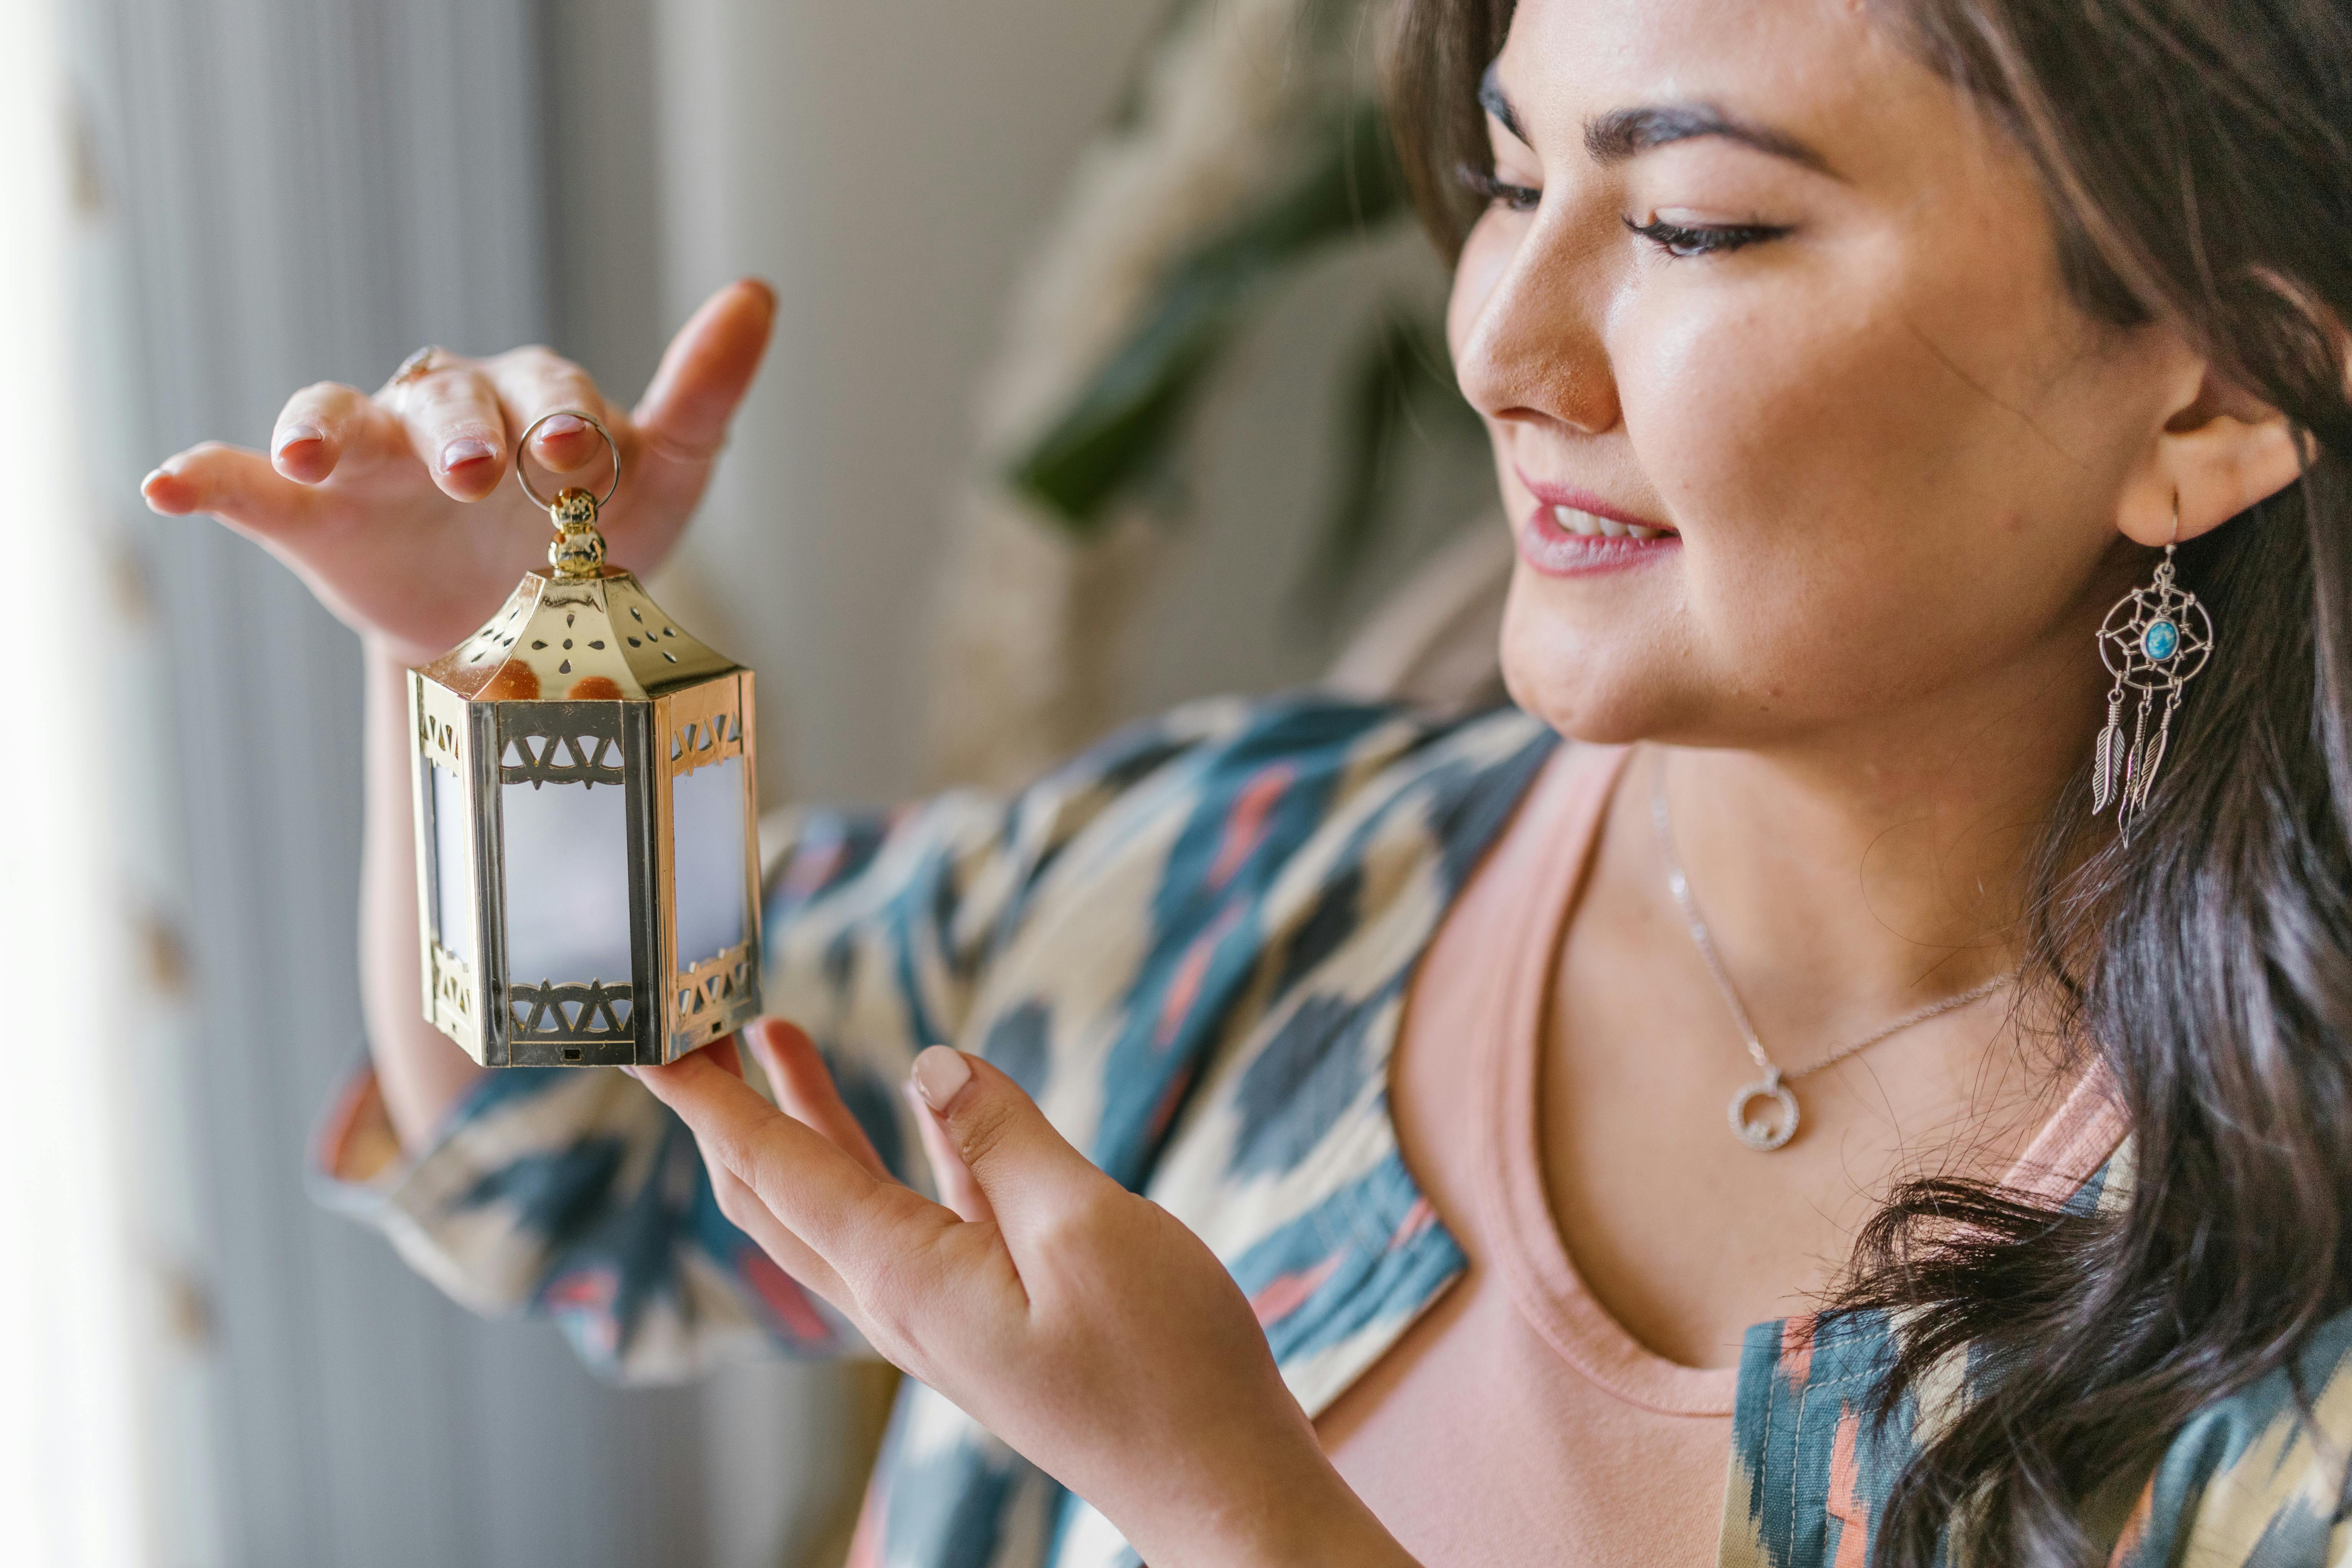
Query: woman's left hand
636 1020 1413 1568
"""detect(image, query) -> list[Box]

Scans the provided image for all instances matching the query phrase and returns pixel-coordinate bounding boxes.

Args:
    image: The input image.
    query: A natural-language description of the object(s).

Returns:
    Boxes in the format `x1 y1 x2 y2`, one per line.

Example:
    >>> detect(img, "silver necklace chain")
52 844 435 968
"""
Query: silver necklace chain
1649 759 2017 1151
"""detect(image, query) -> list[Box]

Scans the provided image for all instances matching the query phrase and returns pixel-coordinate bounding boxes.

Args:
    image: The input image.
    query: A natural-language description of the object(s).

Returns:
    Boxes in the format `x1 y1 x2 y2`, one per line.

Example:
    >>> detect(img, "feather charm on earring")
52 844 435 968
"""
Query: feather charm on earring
2092 538 2212 838
2090 692 2124 814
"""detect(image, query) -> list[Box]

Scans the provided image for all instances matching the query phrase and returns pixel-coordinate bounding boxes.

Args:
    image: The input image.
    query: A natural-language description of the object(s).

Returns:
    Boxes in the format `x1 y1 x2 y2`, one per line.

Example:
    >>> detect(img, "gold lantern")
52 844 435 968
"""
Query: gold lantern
407 413 761 1067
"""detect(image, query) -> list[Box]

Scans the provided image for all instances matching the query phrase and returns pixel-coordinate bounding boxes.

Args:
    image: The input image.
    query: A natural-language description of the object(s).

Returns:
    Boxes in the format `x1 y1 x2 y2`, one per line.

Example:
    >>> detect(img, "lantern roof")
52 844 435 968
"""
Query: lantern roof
420 566 738 702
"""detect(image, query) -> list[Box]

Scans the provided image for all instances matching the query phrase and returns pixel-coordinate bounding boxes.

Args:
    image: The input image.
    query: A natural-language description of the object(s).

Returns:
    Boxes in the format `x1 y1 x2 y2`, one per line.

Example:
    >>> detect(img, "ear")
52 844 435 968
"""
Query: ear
2121 362 2310 548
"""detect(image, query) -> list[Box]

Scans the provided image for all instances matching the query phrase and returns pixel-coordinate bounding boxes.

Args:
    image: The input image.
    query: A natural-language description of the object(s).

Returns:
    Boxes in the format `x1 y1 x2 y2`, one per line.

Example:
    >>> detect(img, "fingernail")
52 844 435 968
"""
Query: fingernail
440 437 496 471
274 421 323 456
910 1046 971 1111
619 1065 641 1081
140 466 170 491
537 414 587 442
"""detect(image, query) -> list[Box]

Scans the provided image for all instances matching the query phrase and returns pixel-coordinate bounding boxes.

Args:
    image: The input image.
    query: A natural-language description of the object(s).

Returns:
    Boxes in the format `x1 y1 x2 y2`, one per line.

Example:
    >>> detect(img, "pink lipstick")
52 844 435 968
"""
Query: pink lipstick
1513 475 1679 578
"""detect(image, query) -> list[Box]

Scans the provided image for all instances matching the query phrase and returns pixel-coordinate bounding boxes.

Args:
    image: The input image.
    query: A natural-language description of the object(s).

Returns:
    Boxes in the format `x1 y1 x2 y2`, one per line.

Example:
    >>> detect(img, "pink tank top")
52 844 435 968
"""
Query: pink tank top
1315 744 2126 1566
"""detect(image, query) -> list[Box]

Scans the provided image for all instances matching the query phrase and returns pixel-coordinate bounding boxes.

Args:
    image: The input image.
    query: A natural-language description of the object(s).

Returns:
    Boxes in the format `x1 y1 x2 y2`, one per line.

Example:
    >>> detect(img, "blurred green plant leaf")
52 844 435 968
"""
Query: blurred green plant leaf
1296 301 1483 622
1006 96 1410 533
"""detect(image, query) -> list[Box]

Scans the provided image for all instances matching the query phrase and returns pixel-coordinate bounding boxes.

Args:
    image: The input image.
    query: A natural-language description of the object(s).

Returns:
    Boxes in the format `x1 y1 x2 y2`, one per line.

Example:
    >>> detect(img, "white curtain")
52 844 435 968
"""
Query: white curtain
0 1 151 1563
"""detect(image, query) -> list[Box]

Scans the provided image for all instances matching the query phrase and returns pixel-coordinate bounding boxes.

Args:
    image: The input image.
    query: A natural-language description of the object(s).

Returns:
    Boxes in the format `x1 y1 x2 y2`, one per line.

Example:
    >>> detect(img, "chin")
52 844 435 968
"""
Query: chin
1496 570 1688 746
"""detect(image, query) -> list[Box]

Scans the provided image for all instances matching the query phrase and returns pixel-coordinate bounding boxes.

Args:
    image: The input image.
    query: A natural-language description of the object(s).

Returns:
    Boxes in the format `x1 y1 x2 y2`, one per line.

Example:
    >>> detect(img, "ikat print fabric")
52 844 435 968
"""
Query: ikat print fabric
318 693 2352 1568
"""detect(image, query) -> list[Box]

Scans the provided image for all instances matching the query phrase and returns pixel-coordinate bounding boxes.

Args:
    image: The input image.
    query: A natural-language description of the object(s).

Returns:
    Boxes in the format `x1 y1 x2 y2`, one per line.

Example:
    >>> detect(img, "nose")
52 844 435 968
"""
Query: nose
1451 216 1622 438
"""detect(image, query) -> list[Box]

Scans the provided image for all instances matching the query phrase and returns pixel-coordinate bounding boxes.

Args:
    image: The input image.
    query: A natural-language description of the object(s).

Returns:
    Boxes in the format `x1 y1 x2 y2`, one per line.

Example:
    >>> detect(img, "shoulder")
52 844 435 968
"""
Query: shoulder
2113 1307 2352 1567
765 692 1559 922
1040 691 1560 873
1043 691 1555 826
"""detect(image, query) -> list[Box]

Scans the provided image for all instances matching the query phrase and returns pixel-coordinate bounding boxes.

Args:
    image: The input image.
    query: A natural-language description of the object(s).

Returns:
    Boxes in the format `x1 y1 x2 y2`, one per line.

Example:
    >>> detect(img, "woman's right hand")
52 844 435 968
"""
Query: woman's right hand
142 278 776 666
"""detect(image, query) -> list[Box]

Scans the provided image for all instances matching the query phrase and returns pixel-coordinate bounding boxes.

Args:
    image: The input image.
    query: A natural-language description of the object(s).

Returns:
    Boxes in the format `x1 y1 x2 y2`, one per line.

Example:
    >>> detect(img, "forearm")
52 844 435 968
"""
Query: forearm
359 644 488 1149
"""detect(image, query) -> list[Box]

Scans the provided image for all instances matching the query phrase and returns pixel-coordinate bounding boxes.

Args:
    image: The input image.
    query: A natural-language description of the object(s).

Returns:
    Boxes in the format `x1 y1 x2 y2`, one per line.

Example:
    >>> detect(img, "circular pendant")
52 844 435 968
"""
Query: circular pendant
1728 1077 1800 1152
2099 582 2211 691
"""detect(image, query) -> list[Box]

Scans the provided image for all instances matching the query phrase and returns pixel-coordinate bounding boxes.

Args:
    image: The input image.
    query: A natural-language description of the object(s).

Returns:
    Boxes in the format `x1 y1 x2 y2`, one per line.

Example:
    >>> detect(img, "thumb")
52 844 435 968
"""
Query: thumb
908 1046 1106 1234
632 277 776 461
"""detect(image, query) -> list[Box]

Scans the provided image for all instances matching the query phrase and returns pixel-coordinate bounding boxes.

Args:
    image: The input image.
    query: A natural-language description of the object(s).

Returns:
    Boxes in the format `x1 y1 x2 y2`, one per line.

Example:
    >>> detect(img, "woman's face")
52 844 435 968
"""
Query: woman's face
1456 0 2191 749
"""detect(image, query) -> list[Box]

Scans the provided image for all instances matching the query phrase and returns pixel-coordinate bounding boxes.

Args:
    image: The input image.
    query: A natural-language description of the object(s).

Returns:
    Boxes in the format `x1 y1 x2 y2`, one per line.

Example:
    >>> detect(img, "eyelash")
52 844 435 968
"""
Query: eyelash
1620 215 1790 258
1454 167 1790 258
1456 165 1541 213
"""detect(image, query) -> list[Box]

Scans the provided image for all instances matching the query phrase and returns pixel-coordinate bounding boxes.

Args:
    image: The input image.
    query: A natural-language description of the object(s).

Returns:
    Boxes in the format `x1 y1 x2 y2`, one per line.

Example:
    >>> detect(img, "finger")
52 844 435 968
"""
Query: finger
907 1080 996 1224
905 1048 1109 1240
702 1032 747 1080
743 1018 894 1183
632 278 775 469
268 381 408 485
697 1119 858 1308
638 1046 956 1280
142 442 326 538
391 362 510 502
482 347 614 479
646 1038 852 1299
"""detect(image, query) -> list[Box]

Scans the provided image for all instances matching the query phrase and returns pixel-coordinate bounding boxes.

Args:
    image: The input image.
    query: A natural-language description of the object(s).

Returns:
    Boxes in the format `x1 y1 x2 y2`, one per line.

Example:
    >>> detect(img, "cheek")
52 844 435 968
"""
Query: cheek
1615 274 2117 682
1620 288 1886 523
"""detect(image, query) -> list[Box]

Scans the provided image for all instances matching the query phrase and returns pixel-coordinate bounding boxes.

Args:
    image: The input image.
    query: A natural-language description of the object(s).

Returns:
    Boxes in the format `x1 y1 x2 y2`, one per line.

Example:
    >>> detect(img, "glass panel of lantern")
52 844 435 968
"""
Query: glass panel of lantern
406 420 762 1066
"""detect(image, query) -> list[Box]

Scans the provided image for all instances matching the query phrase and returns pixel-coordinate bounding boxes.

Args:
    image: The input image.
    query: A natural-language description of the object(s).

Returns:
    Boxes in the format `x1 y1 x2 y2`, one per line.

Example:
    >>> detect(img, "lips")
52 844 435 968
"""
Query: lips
1512 477 1678 578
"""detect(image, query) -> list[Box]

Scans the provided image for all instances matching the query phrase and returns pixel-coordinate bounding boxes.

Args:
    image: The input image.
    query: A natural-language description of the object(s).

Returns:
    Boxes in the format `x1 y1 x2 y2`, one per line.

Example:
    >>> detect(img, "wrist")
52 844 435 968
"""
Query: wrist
1249 1473 1414 1568
1129 1441 1414 1568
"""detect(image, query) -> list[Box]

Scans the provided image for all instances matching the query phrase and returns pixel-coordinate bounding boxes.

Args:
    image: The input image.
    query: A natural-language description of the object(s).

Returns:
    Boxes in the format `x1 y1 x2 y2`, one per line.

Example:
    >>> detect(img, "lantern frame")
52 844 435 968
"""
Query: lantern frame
405 418 763 1068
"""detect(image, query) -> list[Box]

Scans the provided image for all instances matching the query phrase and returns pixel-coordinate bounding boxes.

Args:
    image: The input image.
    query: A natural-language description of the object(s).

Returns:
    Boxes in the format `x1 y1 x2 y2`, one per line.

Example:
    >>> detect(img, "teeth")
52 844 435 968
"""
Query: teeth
1552 504 1665 540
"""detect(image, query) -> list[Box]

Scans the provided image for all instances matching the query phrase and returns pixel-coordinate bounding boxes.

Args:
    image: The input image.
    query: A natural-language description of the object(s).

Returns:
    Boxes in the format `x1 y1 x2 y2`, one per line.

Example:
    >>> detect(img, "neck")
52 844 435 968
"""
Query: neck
1655 644 2101 1040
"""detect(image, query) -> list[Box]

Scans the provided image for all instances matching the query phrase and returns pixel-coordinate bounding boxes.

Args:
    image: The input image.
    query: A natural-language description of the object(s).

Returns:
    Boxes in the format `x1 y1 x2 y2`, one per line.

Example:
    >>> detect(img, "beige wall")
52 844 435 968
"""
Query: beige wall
630 0 1481 811
649 0 1169 807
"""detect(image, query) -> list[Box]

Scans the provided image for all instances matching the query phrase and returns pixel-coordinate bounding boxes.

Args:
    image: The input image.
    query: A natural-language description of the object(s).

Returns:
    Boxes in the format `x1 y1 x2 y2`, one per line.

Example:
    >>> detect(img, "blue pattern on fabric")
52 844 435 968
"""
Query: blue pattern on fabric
877 1417 1026 1568
1083 703 1368 1188
983 1000 1054 1096
318 696 2352 1568
1224 1147 1467 1365
1227 989 1388 1177
456 1136 627 1242
820 1042 907 1184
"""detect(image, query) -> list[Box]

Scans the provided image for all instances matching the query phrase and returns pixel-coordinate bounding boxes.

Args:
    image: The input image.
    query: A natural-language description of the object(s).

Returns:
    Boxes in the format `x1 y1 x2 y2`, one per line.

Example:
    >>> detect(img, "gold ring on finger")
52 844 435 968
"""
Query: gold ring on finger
392 346 444 387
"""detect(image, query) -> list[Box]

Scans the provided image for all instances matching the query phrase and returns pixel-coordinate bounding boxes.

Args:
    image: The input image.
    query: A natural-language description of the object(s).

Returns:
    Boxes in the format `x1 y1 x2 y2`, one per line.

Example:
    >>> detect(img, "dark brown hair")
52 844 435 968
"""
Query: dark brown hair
1387 2 2352 1563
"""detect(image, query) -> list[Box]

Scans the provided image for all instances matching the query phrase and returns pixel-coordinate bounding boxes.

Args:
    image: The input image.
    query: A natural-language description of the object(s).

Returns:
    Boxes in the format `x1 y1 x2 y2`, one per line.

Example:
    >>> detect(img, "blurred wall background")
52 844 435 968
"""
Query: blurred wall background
51 0 1489 1564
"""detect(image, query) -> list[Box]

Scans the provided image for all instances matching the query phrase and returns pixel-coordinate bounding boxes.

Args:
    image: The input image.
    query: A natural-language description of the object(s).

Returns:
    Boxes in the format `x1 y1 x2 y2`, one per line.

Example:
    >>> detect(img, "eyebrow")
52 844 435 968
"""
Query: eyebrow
1477 64 1527 144
1478 62 1839 179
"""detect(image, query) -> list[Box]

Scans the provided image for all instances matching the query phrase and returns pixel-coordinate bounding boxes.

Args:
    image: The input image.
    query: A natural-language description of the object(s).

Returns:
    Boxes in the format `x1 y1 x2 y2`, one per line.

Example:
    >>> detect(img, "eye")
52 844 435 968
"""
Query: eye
1456 164 1541 214
1623 214 1790 258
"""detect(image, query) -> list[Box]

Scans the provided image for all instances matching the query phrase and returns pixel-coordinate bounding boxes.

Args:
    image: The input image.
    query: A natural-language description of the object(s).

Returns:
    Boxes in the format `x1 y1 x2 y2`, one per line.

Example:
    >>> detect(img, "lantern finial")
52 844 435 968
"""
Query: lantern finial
547 486 606 578
515 411 622 580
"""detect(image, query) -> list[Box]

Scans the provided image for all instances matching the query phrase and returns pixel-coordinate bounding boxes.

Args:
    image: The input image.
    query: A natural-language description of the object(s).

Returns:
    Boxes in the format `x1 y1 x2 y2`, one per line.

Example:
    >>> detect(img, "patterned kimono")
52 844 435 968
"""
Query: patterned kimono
318 694 2352 1567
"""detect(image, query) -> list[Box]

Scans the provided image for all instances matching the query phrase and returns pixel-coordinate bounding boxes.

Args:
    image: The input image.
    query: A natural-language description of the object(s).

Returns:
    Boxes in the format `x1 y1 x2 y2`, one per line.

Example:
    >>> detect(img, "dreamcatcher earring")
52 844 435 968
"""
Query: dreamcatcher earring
2092 497 2214 838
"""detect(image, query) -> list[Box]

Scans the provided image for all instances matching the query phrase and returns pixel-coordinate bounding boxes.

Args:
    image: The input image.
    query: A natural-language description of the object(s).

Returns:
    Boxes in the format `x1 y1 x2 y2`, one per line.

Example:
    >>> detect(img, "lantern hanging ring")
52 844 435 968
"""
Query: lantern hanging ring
513 409 622 512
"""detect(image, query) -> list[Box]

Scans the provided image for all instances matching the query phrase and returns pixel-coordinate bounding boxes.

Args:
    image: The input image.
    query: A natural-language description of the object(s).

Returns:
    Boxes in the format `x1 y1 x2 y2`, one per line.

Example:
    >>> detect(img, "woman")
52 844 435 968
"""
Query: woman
144 0 2352 1562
